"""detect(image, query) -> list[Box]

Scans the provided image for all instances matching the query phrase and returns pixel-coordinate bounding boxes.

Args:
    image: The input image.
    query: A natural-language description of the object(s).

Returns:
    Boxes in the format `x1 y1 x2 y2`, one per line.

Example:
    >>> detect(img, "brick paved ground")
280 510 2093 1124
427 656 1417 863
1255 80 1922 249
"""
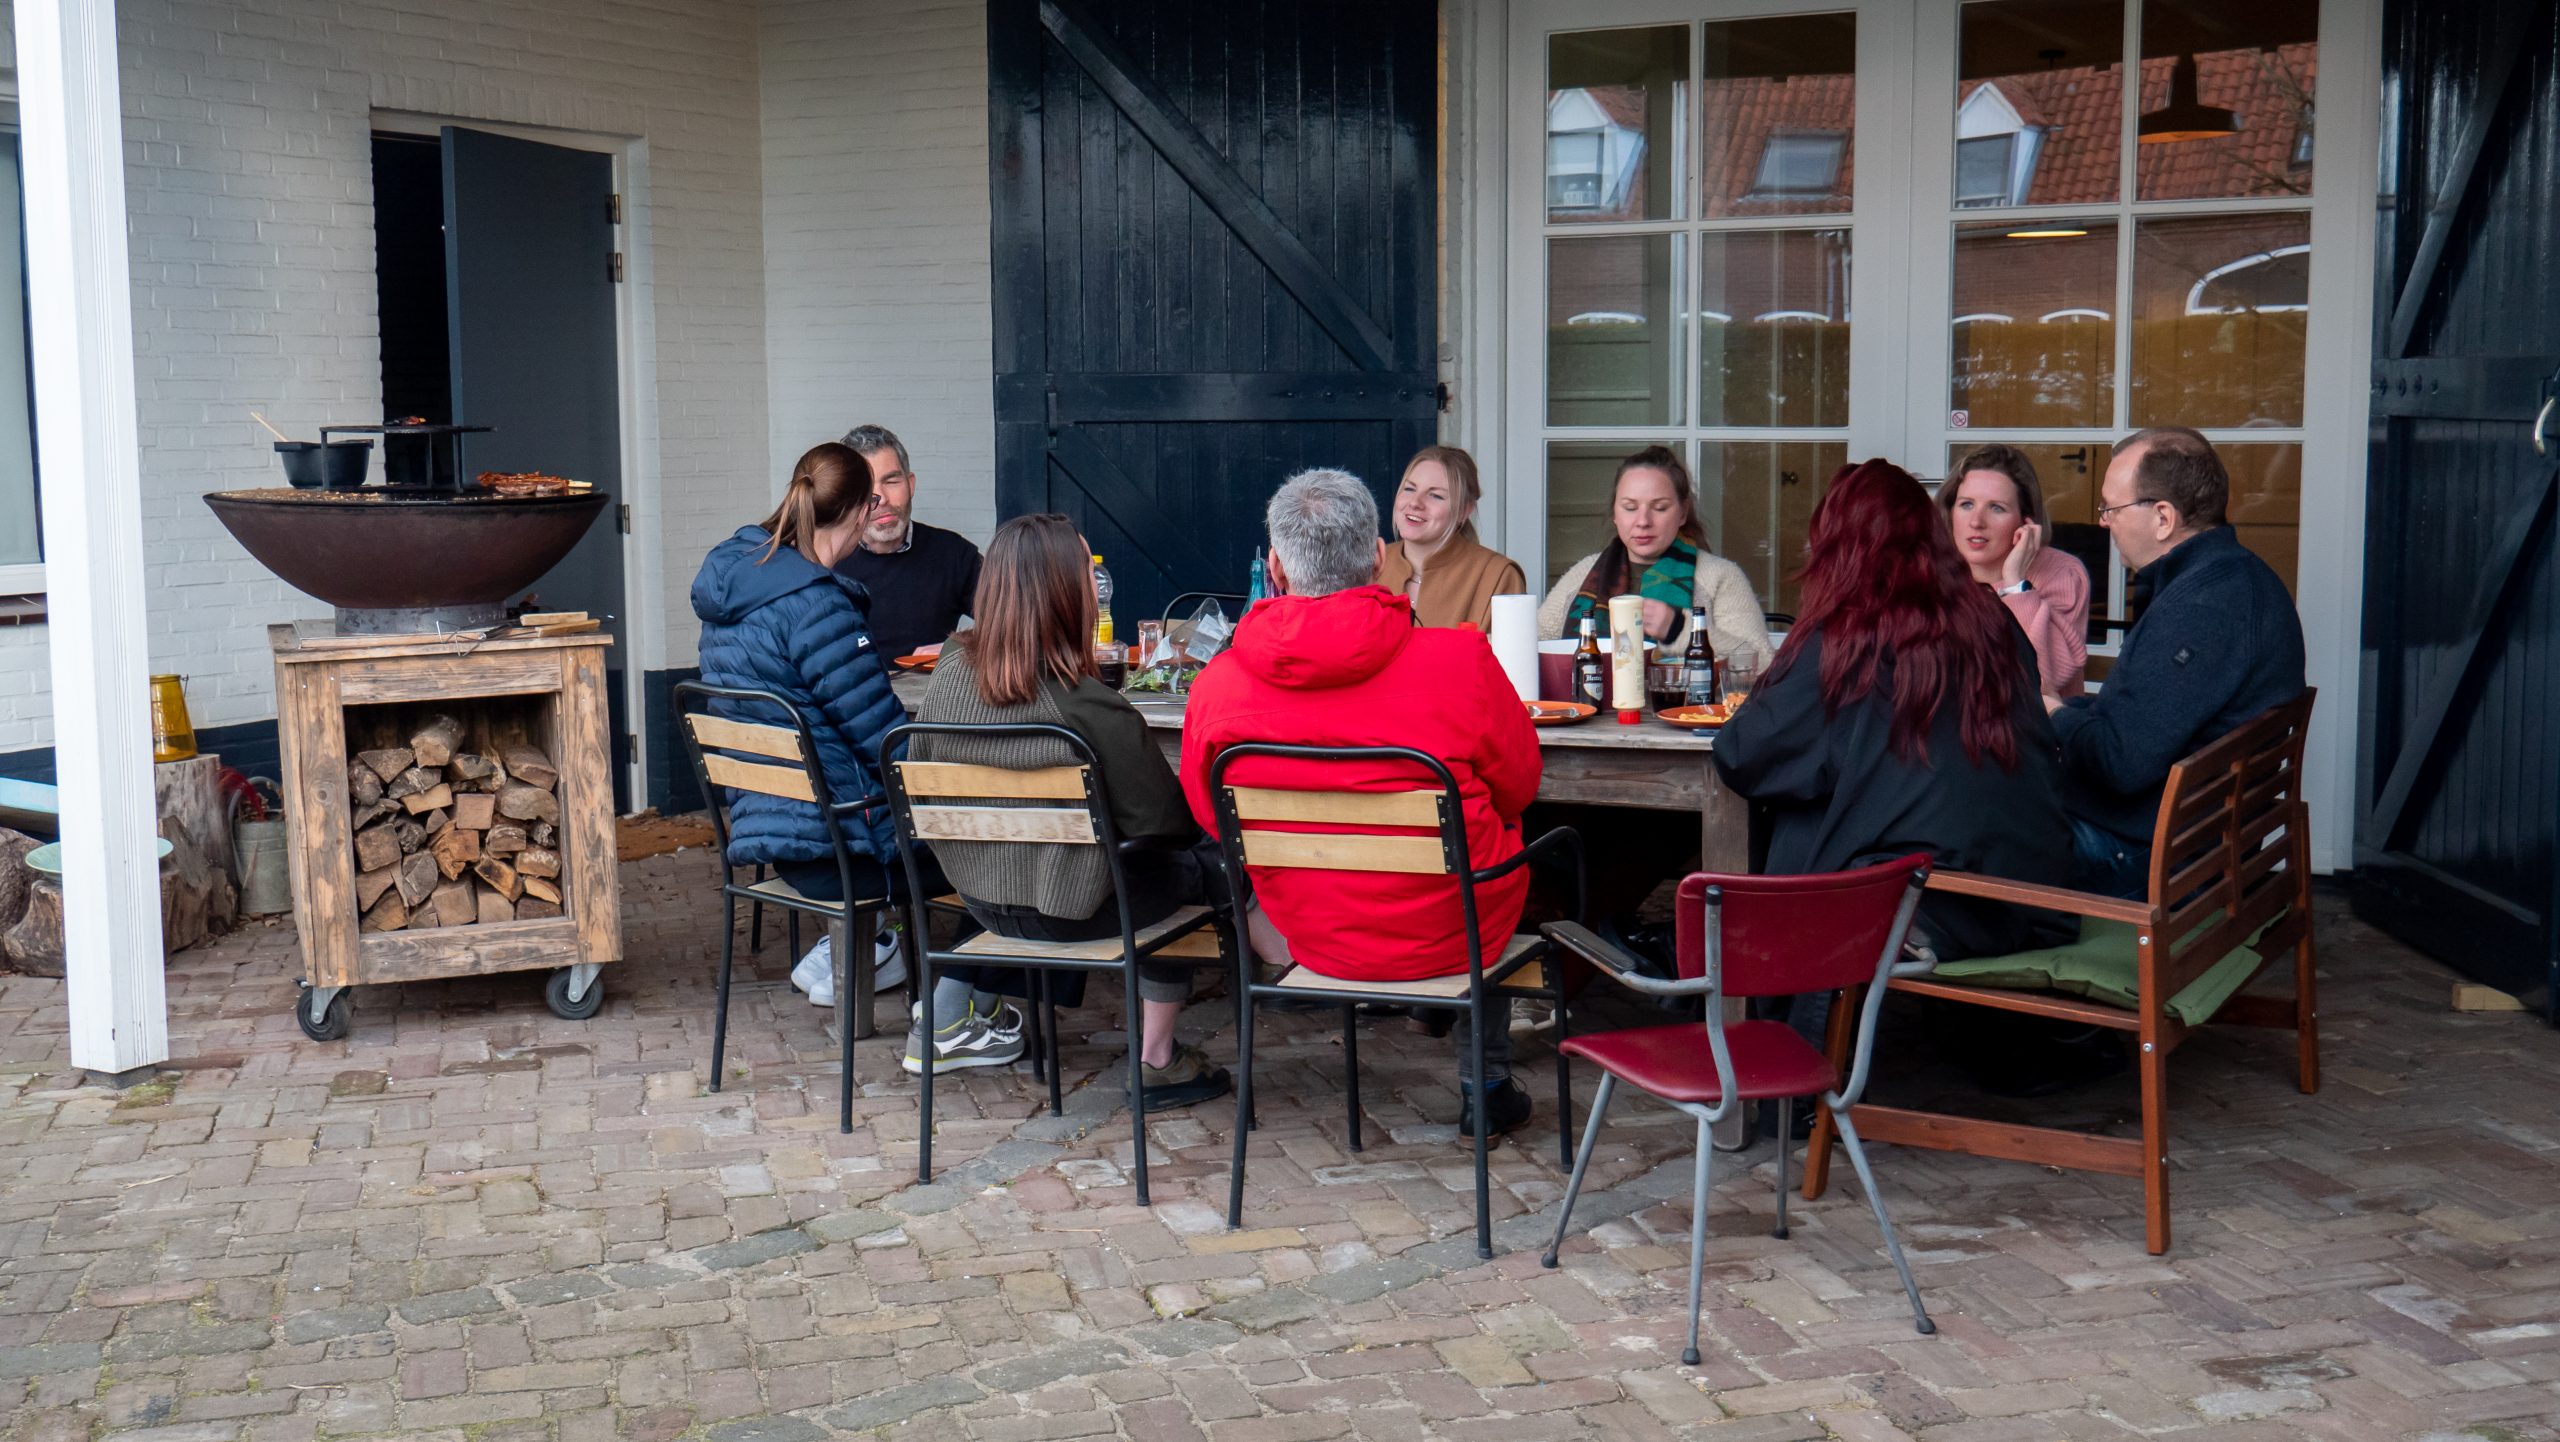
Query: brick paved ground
0 847 2554 1442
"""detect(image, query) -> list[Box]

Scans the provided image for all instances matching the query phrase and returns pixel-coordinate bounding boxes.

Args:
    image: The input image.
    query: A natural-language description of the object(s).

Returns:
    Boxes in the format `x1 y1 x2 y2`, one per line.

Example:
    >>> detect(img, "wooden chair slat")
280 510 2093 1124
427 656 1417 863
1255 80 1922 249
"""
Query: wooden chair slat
686 712 803 762
2156 848 2230 910
703 752 817 803
2163 770 2237 835
2161 808 2232 867
911 805 1096 845
949 905 1210 960
1238 828 1448 875
897 760 1089 801
1229 786 1443 828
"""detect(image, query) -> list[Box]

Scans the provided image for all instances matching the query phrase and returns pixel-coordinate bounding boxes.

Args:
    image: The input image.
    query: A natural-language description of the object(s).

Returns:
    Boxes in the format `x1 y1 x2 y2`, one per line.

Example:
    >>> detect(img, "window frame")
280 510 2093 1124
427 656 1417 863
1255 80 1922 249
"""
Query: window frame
0 102 37 595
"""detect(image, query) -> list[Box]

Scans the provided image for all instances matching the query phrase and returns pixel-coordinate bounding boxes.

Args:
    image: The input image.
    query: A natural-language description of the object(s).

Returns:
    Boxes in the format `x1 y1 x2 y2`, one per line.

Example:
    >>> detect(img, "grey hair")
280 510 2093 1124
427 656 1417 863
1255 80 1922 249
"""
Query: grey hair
839 424 912 475
1265 468 1380 597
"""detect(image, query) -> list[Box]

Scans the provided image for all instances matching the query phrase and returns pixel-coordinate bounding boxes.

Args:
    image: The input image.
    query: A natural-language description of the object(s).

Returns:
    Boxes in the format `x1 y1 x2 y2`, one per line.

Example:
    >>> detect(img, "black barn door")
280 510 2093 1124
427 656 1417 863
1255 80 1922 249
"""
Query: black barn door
988 0 1439 624
2355 0 2560 1021
442 127 630 810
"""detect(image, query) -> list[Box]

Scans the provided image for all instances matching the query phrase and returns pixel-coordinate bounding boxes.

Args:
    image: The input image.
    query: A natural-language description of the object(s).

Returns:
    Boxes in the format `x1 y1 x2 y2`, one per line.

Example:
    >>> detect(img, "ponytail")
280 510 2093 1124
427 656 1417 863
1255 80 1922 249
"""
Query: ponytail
758 442 874 564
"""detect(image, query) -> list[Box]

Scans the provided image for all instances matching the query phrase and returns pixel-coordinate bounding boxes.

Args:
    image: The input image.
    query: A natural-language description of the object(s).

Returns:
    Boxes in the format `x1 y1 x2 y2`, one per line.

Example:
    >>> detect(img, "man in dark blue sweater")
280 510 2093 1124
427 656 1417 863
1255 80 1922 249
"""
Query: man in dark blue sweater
2047 427 2306 897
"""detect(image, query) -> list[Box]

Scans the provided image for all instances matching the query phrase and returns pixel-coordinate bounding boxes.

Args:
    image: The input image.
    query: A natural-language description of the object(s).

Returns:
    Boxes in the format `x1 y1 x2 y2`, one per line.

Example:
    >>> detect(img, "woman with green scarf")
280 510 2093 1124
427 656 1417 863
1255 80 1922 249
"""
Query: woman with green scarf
1535 446 1774 669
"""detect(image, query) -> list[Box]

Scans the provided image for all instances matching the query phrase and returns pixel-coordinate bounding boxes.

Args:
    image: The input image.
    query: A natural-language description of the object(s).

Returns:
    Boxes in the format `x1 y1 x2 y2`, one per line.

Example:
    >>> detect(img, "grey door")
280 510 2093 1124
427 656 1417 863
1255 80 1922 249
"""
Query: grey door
442 126 629 809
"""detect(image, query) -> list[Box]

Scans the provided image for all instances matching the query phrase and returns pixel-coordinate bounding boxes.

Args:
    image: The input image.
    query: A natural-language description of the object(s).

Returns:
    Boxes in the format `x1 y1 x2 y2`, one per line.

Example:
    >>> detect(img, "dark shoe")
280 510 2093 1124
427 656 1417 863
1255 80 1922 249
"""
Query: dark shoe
1140 1043 1232 1113
1457 1077 1533 1140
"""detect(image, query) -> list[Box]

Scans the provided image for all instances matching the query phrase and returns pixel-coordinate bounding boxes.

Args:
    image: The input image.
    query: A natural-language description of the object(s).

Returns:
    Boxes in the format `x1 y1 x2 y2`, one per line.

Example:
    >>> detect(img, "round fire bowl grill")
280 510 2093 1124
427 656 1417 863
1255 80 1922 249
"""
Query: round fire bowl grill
205 487 609 635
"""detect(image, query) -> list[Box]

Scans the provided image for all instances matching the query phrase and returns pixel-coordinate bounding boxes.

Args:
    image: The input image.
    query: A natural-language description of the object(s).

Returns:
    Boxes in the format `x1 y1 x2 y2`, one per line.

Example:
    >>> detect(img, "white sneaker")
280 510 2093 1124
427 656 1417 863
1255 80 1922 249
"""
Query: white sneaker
874 927 908 992
902 1008 1027 1075
792 935 834 1006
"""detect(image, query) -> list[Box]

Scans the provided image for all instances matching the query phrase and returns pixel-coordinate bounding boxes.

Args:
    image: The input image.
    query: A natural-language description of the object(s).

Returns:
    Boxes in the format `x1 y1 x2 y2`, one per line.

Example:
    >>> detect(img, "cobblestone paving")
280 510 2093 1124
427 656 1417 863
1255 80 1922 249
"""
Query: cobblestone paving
0 849 2554 1442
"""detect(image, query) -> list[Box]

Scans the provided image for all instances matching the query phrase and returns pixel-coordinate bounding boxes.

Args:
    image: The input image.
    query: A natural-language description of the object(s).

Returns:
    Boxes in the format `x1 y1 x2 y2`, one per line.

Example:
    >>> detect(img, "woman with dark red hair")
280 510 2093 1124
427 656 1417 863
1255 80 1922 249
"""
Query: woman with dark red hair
1713 459 2075 961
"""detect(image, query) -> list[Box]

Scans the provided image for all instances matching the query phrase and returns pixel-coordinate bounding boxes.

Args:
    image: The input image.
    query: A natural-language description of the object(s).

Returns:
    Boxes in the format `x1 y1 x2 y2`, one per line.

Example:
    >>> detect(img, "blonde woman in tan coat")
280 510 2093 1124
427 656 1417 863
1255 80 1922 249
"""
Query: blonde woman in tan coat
1375 446 1528 630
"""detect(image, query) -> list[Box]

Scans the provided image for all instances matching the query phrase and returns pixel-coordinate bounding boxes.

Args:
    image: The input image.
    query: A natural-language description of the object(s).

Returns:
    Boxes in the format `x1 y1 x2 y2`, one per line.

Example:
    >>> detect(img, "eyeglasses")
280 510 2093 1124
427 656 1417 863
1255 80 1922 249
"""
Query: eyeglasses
2096 497 2166 521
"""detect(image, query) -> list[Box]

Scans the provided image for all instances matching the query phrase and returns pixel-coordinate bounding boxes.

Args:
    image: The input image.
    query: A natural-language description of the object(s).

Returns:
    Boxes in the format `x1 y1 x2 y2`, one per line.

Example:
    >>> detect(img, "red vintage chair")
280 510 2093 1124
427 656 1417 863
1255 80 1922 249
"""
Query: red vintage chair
1540 854 1936 1365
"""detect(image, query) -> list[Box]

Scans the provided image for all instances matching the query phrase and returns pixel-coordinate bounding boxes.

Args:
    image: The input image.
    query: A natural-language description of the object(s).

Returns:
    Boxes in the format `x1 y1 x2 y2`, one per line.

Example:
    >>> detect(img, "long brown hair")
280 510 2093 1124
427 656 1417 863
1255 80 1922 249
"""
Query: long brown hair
1591 444 1712 596
1399 445 1485 545
955 513 1099 706
1942 443 2050 529
758 442 873 565
1773 459 2023 768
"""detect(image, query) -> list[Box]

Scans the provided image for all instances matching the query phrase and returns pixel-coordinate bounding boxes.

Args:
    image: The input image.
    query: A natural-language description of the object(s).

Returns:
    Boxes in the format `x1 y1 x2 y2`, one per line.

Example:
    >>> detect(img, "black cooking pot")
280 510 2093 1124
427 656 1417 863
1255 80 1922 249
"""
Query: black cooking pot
273 440 373 490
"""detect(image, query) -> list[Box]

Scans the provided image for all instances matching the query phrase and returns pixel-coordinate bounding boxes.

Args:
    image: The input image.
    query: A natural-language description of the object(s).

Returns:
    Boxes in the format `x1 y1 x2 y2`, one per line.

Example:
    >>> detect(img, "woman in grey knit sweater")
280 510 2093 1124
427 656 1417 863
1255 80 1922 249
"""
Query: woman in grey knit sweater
913 514 1231 1112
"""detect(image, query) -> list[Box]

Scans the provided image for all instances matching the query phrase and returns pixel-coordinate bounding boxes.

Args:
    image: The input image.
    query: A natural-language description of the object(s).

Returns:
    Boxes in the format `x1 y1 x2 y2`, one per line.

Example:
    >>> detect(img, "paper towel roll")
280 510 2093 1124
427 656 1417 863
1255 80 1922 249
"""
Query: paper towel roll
1488 594 1539 700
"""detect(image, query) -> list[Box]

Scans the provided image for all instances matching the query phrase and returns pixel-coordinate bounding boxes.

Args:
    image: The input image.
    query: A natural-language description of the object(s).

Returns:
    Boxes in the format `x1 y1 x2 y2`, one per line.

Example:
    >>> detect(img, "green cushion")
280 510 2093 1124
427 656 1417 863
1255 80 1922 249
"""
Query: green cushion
1927 917 2270 1026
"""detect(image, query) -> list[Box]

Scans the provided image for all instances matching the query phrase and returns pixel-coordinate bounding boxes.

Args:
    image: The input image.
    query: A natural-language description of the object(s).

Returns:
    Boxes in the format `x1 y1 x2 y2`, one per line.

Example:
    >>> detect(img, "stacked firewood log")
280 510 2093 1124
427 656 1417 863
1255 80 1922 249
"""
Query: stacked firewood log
348 714 563 931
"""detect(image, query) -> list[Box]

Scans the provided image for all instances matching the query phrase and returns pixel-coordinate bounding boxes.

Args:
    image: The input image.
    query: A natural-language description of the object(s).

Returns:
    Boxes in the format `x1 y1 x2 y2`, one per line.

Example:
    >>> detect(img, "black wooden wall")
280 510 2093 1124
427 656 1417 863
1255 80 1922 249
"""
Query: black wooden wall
2355 0 2560 1020
987 0 1440 625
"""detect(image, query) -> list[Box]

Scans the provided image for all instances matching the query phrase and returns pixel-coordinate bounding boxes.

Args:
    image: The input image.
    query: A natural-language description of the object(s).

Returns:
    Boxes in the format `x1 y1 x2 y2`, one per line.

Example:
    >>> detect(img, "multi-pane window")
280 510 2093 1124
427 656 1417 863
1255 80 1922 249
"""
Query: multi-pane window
1541 14 1857 614
1949 0 2316 648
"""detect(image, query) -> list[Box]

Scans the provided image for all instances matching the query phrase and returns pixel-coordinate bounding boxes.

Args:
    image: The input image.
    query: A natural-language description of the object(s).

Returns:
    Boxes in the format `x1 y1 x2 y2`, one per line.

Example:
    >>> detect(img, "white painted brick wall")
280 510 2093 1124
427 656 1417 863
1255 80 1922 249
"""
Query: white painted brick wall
0 0 773 751
757 0 996 544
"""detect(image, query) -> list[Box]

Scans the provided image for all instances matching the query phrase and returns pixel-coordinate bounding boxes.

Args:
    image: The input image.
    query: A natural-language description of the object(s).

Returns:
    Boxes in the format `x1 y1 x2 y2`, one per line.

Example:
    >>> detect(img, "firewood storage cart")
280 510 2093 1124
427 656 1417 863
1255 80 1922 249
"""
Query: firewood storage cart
270 624 621 1039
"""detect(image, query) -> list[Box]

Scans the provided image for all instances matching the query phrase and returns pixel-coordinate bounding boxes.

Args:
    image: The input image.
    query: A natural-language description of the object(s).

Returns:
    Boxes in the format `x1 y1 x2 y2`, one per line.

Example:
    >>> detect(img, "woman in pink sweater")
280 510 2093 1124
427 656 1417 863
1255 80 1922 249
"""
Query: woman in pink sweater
1941 444 2090 698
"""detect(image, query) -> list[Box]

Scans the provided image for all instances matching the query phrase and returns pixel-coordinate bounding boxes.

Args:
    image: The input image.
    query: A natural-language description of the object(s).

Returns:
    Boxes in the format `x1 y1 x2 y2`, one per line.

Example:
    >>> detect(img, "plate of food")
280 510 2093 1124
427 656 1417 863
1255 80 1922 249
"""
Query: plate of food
1654 704 1732 731
1525 700 1598 727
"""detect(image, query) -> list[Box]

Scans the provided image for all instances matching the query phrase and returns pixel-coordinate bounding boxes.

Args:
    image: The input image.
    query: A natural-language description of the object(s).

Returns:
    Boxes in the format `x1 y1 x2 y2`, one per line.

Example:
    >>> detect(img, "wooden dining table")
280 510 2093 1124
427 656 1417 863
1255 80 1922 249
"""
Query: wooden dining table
887 669 1758 1147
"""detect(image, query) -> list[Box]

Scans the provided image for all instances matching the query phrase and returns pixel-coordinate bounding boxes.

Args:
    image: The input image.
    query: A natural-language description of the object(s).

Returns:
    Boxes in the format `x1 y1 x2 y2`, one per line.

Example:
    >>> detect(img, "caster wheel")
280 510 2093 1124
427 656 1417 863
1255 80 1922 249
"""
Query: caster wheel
297 987 350 1042
546 968 604 1020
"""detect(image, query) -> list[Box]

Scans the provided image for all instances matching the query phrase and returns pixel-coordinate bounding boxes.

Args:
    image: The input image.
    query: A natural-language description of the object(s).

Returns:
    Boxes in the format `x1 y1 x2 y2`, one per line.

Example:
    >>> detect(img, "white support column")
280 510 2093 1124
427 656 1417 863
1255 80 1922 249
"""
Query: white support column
17 0 167 1076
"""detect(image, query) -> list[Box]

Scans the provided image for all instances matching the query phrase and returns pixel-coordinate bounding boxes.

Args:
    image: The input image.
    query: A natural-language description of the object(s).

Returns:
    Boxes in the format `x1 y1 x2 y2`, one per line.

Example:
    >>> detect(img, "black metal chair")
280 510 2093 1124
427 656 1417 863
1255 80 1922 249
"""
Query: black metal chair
672 681 892 1134
1206 742 1583 1259
882 721 1235 1206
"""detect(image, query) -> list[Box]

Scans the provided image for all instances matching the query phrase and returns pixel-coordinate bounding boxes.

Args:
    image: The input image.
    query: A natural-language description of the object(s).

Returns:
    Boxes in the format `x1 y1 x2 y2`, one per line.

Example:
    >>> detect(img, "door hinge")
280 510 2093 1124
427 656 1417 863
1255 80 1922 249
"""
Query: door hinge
1435 381 1453 413
608 252 625 283
607 193 622 225
617 502 633 534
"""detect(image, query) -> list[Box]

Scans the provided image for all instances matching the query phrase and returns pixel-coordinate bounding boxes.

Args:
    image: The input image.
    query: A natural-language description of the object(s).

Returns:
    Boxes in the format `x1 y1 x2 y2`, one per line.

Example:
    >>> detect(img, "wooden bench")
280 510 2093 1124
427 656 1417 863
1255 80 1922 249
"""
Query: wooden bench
1802 690 2319 1254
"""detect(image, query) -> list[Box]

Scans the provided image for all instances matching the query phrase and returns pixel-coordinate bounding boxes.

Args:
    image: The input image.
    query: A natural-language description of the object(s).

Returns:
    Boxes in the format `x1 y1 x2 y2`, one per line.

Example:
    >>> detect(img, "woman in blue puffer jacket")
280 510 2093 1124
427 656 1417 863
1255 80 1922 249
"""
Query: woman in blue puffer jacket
689 441 906 900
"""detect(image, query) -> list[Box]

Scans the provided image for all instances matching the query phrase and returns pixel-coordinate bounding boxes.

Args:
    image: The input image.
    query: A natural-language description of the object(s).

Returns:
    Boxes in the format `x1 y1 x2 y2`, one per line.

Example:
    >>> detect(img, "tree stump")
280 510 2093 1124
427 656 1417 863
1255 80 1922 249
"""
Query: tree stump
6 877 66 975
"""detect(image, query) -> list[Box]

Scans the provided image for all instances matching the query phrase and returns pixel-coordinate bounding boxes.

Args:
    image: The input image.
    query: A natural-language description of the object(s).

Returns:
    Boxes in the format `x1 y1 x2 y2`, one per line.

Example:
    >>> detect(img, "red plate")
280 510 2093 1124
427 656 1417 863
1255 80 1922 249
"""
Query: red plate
1654 704 1731 730
892 653 939 672
1525 700 1598 727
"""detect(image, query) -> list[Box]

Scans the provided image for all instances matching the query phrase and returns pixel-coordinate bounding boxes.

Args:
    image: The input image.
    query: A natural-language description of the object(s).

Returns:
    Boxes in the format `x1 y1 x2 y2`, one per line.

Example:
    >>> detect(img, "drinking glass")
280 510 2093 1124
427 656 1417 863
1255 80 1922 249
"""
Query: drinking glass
1647 660 1689 714
1135 619 1166 671
1722 657 1760 711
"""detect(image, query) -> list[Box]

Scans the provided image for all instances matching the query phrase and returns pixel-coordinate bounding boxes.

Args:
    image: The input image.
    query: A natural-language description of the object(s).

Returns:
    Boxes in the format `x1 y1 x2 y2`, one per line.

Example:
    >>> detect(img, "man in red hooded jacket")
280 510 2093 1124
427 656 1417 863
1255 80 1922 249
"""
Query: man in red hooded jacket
1182 468 1545 1138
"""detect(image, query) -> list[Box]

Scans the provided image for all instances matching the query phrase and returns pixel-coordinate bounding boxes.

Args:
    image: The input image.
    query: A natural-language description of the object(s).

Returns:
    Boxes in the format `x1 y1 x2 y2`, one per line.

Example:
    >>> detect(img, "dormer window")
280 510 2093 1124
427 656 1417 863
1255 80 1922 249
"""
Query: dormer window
1548 129 1606 209
1956 134 2017 207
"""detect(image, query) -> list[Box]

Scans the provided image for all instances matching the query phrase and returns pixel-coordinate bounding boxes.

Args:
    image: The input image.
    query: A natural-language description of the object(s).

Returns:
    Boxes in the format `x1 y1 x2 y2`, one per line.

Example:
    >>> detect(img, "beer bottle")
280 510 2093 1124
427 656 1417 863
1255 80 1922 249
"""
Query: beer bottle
1682 607 1718 706
1572 617 1606 709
